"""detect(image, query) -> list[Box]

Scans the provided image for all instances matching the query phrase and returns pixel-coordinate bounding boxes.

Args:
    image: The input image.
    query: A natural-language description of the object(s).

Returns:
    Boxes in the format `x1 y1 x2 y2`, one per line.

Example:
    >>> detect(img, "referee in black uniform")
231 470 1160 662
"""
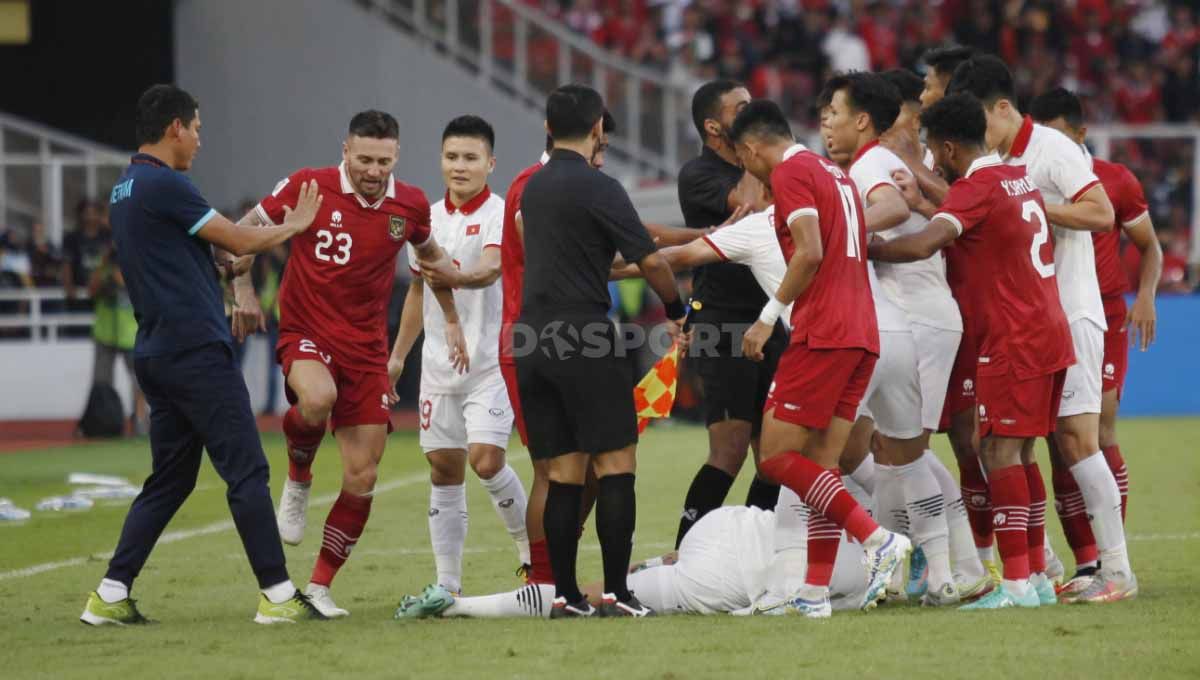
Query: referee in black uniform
673 80 788 546
80 85 324 625
518 84 687 618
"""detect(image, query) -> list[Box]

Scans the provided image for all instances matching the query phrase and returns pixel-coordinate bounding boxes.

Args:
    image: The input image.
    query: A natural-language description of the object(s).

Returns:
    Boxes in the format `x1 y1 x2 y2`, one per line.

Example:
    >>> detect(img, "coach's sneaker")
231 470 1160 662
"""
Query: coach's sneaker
305 583 349 618
1074 570 1138 604
1044 544 1066 585
80 592 152 626
862 530 913 611
598 593 655 617
1030 573 1058 606
956 574 994 603
395 584 456 619
276 478 311 546
549 596 596 618
254 590 328 624
921 581 961 607
959 582 1040 610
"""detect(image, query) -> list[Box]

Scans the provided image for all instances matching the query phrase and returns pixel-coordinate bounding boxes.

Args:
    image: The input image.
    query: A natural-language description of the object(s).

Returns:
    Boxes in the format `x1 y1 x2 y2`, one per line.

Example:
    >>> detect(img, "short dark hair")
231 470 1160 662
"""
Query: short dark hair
135 84 199 146
348 110 400 139
924 45 976 79
817 72 902 134
920 93 987 147
1030 87 1085 129
881 69 924 105
946 55 1016 106
602 110 616 134
442 114 496 152
546 84 605 141
691 79 741 138
728 99 793 144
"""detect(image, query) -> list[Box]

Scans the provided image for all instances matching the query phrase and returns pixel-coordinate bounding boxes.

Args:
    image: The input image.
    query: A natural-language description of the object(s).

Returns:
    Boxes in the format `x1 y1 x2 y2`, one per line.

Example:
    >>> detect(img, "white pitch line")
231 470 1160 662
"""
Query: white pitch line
0 472 428 582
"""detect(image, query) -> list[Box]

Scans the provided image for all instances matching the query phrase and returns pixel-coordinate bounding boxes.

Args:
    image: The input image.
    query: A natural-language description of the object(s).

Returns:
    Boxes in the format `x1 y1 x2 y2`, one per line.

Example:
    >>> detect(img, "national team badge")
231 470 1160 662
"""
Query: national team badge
466 223 481 236
388 215 406 241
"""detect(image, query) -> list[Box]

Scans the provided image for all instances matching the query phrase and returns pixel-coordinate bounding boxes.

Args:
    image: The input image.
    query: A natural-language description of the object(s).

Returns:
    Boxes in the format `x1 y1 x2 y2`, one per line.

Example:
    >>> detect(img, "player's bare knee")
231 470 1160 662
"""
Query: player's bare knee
342 461 378 495
470 450 506 481
427 452 466 486
298 386 336 424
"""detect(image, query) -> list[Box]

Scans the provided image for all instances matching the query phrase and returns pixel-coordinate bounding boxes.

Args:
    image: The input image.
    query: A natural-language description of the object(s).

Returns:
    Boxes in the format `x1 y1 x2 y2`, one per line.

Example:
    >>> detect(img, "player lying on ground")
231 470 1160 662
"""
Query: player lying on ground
394 478 874 619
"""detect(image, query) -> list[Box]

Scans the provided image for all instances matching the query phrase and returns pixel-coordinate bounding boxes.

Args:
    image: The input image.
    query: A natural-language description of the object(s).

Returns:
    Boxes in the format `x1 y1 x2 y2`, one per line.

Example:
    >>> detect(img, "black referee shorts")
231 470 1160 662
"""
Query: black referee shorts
689 307 788 437
515 314 638 460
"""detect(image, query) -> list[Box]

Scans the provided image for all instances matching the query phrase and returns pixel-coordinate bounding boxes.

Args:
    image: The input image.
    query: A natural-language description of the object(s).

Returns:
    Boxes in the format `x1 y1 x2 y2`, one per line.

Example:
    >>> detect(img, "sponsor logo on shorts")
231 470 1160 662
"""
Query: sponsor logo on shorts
381 394 390 411
1104 363 1115 376
1062 390 1075 400
489 408 505 417
782 403 800 411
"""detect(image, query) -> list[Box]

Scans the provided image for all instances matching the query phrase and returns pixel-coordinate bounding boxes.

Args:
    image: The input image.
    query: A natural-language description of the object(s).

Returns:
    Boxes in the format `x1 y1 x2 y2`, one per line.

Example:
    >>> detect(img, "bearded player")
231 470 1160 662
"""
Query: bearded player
240 111 468 618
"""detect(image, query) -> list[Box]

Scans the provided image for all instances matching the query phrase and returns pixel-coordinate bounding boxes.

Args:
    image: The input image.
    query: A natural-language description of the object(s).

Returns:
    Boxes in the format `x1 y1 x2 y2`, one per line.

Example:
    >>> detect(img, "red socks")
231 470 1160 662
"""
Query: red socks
1024 463 1047 574
311 491 372 587
1102 445 1128 522
805 512 842 587
987 465 1031 581
283 405 326 484
959 456 994 550
1051 459 1099 566
759 452 878 543
527 538 554 585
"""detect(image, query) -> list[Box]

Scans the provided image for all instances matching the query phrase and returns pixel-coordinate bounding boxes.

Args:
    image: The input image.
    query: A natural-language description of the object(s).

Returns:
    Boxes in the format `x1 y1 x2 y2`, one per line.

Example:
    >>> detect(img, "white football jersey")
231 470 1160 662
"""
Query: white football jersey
1003 118 1107 330
845 142 915 333
702 207 793 328
850 142 962 332
408 188 506 393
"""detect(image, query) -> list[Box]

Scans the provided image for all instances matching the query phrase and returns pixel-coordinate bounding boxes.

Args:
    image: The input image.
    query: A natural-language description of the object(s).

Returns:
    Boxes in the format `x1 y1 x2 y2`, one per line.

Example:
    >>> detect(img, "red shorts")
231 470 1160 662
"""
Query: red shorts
938 330 978 432
500 360 528 446
277 334 392 433
764 341 877 430
1102 295 1129 399
977 366 1066 439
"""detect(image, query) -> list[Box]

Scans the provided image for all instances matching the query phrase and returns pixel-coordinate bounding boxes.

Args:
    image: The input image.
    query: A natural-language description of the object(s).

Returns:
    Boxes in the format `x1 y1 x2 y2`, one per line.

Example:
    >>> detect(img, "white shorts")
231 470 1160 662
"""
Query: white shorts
857 330 924 440
1059 318 1104 418
911 323 961 431
418 377 514 452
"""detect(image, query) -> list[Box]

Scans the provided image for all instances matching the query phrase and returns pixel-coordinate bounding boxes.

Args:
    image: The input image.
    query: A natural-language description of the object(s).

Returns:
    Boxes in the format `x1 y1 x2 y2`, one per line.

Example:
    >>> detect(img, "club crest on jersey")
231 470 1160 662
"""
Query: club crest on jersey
388 215 406 242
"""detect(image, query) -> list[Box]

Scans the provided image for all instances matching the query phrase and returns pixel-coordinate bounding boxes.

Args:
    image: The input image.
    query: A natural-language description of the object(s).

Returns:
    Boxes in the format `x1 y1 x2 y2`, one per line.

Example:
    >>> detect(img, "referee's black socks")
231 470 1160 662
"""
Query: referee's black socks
544 481 585 603
596 472 637 602
675 464 734 548
746 476 781 512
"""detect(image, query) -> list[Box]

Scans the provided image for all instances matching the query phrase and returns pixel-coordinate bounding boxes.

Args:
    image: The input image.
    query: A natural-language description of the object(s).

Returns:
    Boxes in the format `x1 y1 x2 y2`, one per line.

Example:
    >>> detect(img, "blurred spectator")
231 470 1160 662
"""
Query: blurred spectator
28 221 64 287
253 243 287 415
1114 60 1163 123
0 225 34 289
1163 54 1200 123
87 243 146 434
61 198 111 338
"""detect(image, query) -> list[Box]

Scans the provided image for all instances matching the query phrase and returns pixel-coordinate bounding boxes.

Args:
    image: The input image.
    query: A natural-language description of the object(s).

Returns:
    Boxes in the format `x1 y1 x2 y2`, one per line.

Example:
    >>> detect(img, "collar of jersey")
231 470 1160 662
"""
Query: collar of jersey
782 143 808 161
339 161 395 209
539 151 550 165
130 152 168 168
444 185 492 215
1006 115 1035 158
850 138 881 166
965 152 1004 178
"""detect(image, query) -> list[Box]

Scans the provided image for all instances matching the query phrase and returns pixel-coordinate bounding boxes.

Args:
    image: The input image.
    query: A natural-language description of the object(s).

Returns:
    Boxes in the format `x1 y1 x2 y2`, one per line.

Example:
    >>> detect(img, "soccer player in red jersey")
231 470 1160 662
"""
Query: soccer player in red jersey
728 99 911 618
1031 87 1163 594
869 93 1076 609
237 111 467 617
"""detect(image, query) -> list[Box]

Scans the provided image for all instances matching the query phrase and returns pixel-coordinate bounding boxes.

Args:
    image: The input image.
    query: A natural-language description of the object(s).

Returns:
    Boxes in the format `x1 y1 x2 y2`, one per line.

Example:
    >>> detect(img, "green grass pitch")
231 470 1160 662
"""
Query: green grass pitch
1 419 1198 679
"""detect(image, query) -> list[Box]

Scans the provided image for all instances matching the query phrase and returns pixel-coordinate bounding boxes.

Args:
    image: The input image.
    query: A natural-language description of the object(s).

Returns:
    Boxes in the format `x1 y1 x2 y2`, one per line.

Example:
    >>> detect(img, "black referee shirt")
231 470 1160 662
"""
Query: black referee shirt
520 148 656 319
677 146 767 314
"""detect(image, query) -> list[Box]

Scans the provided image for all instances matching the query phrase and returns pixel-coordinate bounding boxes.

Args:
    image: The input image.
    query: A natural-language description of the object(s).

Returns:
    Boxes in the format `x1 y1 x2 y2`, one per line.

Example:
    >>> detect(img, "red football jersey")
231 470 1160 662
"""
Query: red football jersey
770 144 878 353
1091 157 1149 300
932 155 1074 380
498 158 544 365
256 164 432 373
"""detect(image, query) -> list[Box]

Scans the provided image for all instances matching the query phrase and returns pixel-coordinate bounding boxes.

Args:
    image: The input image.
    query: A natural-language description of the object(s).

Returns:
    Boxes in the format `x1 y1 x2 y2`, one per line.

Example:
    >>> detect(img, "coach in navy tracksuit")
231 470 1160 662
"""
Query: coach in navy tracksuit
80 84 326 625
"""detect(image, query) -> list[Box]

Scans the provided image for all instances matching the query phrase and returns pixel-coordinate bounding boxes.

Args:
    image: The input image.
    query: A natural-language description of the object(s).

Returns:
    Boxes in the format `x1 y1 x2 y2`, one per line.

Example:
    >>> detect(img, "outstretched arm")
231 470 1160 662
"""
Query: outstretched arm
196 179 322 256
387 278 426 403
1123 214 1163 350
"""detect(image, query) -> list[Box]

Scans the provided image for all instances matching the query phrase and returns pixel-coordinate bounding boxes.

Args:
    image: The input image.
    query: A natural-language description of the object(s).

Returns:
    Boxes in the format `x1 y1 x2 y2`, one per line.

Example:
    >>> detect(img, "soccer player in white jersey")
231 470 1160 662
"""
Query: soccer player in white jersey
395 478 873 619
819 72 966 606
391 116 529 594
947 56 1137 603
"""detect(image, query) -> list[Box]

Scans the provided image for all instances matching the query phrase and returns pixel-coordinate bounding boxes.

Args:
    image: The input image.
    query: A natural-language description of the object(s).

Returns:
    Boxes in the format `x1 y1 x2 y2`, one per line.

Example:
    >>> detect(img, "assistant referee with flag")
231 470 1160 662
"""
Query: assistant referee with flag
80 85 326 626
517 84 687 618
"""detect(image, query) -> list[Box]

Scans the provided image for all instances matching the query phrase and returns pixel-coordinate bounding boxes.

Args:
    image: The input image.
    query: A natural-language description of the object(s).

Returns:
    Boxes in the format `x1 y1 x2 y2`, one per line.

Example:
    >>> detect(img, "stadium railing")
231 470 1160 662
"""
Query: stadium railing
0 288 92 342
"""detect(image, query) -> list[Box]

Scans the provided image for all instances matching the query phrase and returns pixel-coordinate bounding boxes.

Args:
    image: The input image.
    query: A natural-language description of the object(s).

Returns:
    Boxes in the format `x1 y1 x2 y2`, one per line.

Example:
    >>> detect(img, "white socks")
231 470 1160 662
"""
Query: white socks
1071 451 1132 576
429 483 468 593
896 458 953 590
479 464 531 565
848 453 877 496
766 486 809 601
922 450 986 582
872 465 909 535
444 583 556 618
261 579 297 604
98 578 129 603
